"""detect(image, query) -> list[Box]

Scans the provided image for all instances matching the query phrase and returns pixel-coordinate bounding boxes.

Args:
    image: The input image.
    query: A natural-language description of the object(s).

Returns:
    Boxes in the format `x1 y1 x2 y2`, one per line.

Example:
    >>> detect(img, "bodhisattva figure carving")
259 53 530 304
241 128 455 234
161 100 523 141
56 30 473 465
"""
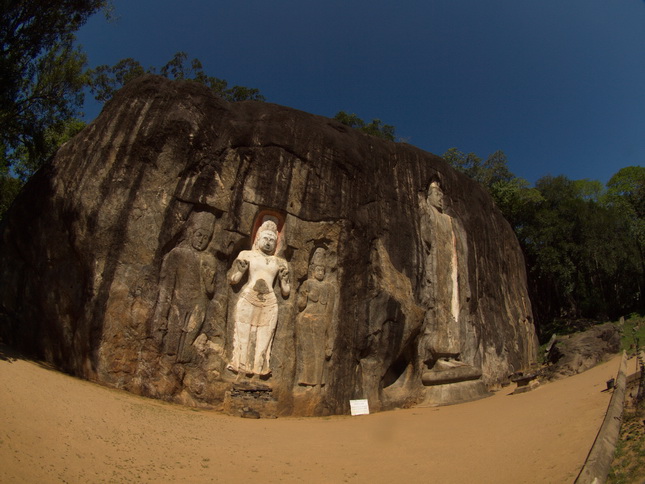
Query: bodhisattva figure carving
153 211 216 363
295 249 335 388
227 220 290 376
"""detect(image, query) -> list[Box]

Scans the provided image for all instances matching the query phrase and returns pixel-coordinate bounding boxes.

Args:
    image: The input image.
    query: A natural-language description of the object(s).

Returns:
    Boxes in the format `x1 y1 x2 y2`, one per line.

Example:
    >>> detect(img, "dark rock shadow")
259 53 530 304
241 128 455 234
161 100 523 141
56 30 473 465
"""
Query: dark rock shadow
0 342 22 363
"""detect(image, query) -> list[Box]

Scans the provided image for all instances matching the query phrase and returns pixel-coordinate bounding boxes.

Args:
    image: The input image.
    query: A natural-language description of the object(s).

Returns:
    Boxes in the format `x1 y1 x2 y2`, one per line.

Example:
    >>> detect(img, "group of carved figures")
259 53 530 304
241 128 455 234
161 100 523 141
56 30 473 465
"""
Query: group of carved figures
152 214 335 387
151 180 482 390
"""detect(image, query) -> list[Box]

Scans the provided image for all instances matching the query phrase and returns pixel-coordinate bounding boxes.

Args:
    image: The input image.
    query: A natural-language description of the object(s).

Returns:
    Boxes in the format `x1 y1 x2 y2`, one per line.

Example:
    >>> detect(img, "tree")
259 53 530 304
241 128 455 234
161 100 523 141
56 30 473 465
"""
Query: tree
443 148 514 188
517 174 642 330
480 150 514 187
11 117 87 180
88 52 265 104
605 166 645 247
87 57 145 103
488 176 543 232
1 0 107 175
333 111 396 141
444 148 644 334
605 166 645 292
442 147 539 229
0 1 109 220
442 148 484 182
0 173 22 218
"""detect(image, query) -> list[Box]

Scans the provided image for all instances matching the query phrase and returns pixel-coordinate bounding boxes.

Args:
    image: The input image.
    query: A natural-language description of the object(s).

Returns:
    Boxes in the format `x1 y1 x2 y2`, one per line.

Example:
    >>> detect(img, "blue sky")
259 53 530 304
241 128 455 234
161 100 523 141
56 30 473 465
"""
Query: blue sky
76 0 645 185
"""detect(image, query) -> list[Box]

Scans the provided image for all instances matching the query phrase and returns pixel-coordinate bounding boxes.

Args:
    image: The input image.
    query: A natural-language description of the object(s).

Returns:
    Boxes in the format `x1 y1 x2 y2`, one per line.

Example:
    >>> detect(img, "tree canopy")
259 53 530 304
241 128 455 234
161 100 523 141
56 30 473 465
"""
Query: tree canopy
333 111 396 141
444 148 644 337
88 52 266 104
1 0 108 178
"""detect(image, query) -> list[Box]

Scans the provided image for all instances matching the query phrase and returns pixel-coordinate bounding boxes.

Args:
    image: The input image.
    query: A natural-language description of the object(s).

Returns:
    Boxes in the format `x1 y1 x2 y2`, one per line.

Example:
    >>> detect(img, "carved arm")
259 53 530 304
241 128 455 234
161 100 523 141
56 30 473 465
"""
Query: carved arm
228 258 248 285
278 264 291 297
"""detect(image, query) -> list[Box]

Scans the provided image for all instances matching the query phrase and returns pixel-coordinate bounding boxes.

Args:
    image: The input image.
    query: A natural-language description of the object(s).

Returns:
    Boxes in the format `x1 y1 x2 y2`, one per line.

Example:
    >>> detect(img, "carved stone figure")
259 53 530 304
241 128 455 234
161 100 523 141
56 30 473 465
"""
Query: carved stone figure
295 248 335 387
227 220 290 376
153 211 216 363
418 181 481 388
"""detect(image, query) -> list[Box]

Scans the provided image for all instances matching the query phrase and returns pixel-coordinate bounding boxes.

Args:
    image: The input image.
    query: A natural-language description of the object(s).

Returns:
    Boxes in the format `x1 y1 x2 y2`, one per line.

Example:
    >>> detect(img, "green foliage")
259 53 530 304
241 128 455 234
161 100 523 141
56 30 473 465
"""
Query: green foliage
88 58 145 103
607 330 645 484
12 117 86 181
488 177 544 230
88 52 266 103
0 3 262 216
0 174 23 222
442 148 482 180
444 147 644 329
442 148 513 186
519 175 642 322
605 166 645 250
619 314 645 354
573 178 604 201
443 147 542 230
333 111 396 141
1 0 107 177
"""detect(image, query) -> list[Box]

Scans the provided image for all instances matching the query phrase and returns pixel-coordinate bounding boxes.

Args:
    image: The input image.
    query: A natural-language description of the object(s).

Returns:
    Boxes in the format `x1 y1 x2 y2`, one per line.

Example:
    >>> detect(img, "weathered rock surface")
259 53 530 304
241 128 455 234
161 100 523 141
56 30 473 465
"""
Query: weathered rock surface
544 323 620 380
0 75 538 415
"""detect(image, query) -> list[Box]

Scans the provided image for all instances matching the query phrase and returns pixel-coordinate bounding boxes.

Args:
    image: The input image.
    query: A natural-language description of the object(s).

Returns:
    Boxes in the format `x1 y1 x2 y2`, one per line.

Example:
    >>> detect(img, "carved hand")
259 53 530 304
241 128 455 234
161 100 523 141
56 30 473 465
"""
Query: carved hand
236 259 249 273
279 266 289 281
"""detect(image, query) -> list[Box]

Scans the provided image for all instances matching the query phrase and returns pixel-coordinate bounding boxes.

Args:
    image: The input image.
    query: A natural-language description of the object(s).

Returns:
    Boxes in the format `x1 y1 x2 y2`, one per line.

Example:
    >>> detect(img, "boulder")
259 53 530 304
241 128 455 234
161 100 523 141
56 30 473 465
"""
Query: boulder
0 75 538 415
544 323 620 379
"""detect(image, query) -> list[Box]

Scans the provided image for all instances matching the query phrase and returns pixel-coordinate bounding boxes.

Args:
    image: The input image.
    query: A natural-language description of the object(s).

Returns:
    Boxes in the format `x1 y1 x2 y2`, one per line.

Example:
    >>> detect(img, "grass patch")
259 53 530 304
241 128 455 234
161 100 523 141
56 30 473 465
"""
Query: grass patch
618 314 645 354
607 404 645 484
608 315 644 484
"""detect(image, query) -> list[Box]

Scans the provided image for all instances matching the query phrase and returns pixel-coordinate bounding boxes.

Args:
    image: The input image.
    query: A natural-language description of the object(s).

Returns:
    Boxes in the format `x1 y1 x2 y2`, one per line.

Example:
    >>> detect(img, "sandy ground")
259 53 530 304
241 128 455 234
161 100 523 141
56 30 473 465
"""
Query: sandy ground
0 349 623 484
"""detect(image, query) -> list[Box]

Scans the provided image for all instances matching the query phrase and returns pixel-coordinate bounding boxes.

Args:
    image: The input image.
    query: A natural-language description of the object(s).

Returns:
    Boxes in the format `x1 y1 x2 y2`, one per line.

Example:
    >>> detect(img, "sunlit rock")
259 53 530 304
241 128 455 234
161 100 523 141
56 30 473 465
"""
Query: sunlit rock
0 75 538 416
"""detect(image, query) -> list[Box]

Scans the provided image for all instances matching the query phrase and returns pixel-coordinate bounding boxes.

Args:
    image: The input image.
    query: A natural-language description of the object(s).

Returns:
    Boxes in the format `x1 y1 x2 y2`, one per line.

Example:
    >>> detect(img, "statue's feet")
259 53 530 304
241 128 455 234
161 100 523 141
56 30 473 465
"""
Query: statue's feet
422 361 482 386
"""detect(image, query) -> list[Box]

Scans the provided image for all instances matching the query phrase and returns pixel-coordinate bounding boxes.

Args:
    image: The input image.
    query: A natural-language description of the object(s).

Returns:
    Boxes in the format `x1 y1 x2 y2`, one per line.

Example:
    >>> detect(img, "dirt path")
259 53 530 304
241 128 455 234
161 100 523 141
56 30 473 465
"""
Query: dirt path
0 351 622 483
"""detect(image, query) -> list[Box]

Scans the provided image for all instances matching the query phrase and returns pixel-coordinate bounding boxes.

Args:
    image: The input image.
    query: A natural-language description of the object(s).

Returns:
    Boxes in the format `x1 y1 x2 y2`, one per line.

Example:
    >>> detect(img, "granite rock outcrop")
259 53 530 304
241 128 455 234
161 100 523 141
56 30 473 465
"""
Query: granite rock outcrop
0 75 538 415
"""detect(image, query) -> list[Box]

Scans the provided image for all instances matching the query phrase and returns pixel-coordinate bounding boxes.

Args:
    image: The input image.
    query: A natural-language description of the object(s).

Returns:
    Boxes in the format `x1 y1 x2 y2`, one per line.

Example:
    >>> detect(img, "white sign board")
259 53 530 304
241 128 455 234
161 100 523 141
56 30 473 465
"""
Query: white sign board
350 399 370 416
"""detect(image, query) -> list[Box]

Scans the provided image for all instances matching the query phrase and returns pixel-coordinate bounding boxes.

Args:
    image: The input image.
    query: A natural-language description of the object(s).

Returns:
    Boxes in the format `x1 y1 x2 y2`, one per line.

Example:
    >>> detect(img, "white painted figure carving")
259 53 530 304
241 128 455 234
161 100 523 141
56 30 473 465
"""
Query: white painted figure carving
295 248 335 387
153 211 216 363
227 220 290 376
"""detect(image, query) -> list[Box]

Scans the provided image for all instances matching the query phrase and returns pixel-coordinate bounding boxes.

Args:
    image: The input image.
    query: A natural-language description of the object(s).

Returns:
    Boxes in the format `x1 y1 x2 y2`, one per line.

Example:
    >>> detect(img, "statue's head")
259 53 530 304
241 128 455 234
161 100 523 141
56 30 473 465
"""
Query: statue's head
189 211 215 251
313 265 326 281
191 228 212 251
254 220 279 255
427 181 444 212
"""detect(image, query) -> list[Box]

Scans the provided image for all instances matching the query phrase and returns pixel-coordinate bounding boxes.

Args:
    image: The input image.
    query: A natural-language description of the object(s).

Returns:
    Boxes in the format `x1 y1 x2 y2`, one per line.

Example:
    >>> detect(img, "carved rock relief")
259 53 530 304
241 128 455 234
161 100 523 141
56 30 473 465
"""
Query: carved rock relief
152 211 217 364
226 217 291 377
418 181 483 390
294 247 337 389
0 76 538 416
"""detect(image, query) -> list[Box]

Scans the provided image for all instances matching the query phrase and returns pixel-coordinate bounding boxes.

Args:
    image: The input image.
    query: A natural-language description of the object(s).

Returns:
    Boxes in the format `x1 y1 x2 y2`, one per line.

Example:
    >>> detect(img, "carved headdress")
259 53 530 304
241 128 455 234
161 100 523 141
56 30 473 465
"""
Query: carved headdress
187 211 215 237
310 247 326 267
308 247 327 277
253 220 279 251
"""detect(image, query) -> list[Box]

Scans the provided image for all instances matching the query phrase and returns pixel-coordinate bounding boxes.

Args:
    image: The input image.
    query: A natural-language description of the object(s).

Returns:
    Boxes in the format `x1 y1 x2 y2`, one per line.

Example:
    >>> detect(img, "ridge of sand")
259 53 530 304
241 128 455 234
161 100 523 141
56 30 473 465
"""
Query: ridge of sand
0 351 622 483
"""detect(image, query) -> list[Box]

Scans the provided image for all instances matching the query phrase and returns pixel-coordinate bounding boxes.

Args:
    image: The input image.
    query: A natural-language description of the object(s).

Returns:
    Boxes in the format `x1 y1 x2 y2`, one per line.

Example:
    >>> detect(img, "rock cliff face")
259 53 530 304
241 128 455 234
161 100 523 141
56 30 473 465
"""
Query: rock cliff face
0 75 538 416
